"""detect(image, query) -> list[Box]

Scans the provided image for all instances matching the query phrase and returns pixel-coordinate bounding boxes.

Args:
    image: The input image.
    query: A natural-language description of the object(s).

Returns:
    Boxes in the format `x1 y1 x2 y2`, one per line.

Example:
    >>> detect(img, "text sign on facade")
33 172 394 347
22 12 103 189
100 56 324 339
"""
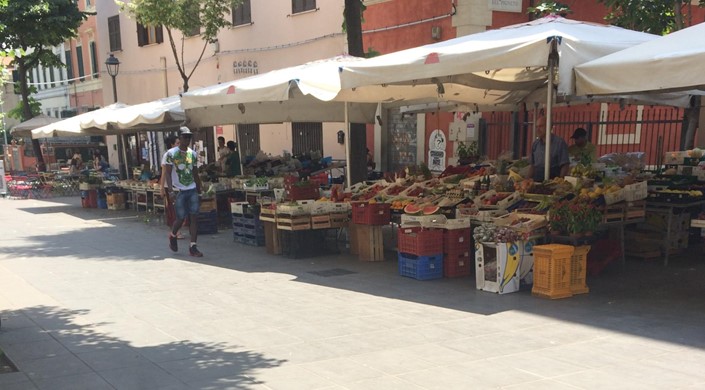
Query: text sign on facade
233 60 259 75
489 0 522 13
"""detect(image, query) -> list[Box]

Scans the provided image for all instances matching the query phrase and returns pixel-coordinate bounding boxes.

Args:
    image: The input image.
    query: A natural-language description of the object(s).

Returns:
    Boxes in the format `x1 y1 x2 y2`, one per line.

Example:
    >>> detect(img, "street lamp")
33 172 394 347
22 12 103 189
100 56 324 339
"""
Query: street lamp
105 53 120 103
104 53 127 178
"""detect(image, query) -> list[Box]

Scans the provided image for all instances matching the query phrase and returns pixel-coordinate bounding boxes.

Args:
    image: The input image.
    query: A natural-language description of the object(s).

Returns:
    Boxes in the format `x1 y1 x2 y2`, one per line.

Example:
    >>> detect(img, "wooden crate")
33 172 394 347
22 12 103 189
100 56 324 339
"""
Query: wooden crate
311 214 332 229
354 224 384 261
259 205 277 222
277 215 311 230
200 197 217 212
602 204 625 223
263 221 281 255
330 212 349 228
624 200 646 221
348 223 360 255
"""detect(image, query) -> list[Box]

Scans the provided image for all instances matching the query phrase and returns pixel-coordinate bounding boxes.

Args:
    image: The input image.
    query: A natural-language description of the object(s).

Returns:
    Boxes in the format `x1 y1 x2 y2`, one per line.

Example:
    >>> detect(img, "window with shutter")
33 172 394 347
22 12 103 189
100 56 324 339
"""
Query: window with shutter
108 16 122 51
232 0 252 26
137 23 163 46
237 124 261 158
292 0 316 13
89 41 98 78
291 122 323 156
65 49 74 84
76 46 85 81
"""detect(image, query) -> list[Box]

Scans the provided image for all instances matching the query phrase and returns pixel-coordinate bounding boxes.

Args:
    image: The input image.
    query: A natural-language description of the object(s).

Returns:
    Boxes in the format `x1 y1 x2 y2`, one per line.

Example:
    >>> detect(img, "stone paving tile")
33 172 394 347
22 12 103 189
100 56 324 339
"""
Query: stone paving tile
347 348 437 375
256 341 340 365
76 346 151 371
1 337 72 363
344 375 426 390
0 371 33 386
486 352 587 379
15 353 93 380
502 378 585 389
98 362 187 389
0 381 40 390
297 357 388 385
32 372 114 390
248 364 337 389
0 326 54 346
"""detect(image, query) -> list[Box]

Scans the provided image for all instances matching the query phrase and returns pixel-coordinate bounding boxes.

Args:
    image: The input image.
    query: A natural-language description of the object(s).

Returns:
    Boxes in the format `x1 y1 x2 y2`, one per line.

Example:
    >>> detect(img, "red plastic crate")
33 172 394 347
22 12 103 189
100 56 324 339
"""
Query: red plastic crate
309 173 329 187
286 185 320 201
444 252 472 278
398 227 444 256
352 202 391 225
443 228 472 254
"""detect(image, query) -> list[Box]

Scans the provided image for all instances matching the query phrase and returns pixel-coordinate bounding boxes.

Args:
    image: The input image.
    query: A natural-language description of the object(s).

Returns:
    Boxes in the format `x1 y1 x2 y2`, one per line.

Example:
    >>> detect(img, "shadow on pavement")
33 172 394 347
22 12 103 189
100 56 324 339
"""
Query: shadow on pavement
5 196 705 353
0 306 284 389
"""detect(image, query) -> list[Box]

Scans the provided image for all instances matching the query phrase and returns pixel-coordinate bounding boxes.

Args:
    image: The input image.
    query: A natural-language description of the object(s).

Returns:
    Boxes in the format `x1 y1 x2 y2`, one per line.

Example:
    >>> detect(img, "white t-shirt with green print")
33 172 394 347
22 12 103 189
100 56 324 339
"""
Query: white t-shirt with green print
165 146 198 191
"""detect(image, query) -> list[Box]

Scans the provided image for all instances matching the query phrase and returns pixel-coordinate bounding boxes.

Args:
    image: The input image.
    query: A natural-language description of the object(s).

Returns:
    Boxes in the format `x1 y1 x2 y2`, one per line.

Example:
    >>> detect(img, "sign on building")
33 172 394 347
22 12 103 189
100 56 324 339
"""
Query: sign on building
489 0 522 13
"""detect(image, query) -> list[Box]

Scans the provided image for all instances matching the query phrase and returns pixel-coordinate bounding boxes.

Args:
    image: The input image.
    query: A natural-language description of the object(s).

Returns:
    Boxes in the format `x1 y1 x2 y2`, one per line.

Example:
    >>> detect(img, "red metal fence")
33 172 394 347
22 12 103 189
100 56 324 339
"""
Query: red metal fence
484 104 685 167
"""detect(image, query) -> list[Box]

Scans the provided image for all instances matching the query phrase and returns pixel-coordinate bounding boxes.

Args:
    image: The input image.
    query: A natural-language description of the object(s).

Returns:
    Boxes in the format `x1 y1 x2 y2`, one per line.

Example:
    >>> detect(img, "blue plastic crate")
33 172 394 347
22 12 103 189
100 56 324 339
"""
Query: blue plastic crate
197 209 217 222
398 252 443 280
234 233 265 246
198 223 218 235
242 225 265 238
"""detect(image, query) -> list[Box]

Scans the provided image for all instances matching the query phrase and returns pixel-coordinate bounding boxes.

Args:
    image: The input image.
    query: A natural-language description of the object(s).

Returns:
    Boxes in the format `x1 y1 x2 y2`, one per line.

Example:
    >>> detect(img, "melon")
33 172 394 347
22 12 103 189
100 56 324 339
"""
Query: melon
403 204 423 215
422 205 440 215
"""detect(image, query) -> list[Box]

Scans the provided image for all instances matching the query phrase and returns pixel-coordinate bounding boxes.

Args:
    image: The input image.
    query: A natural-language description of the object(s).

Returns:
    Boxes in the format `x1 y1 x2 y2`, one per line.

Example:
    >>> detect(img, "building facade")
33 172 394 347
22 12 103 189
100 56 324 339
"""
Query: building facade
95 0 353 168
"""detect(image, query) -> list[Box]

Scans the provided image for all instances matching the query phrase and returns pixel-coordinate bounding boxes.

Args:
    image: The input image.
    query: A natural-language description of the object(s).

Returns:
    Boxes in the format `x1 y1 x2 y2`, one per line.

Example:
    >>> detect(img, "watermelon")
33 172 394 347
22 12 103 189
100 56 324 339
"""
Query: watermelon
422 205 440 215
403 204 423 215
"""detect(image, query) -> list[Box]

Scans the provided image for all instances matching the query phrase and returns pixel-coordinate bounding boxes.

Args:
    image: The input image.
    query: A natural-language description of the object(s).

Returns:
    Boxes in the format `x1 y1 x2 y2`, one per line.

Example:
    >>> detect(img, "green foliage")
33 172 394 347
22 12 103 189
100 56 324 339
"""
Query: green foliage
8 85 41 121
527 2 572 17
123 0 235 43
365 47 381 58
598 0 704 34
122 0 237 91
0 0 88 70
342 0 366 33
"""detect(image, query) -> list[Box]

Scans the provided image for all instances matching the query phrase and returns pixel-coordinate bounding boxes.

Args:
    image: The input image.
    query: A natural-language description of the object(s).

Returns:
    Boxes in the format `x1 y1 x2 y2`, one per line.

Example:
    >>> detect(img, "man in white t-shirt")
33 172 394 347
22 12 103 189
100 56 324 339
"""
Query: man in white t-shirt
164 127 204 257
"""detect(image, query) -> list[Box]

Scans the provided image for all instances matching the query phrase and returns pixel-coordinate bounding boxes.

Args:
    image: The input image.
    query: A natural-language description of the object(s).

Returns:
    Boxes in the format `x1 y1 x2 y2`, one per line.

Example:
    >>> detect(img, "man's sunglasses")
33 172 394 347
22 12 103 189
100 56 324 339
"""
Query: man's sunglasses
180 134 193 138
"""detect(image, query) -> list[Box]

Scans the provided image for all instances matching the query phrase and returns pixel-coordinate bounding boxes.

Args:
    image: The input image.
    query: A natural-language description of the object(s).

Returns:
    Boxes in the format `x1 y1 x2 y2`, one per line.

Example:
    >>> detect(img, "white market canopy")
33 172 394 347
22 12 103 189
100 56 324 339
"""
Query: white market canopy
180 56 378 127
31 103 128 139
339 15 691 108
9 114 61 137
81 95 185 133
575 21 705 96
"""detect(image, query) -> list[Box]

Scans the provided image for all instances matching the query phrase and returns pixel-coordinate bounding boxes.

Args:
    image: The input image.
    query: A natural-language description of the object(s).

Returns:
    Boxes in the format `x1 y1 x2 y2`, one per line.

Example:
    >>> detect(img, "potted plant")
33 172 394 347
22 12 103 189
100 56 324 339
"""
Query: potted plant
548 200 570 235
457 141 479 164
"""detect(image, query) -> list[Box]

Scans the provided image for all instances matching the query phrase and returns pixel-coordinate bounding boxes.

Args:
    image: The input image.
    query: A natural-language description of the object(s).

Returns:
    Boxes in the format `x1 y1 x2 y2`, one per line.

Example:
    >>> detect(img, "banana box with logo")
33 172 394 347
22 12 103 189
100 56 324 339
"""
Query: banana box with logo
475 240 536 294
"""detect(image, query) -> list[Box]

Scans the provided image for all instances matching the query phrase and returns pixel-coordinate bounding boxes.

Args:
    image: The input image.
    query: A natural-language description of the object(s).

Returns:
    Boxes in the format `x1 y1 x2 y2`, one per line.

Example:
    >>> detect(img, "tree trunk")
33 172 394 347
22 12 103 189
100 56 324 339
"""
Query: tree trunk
18 59 46 171
683 96 701 150
345 0 367 184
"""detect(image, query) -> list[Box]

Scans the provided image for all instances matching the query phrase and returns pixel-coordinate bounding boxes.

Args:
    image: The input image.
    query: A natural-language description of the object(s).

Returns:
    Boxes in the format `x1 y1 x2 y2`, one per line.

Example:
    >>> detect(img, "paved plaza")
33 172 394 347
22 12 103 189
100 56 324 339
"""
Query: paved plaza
1 196 705 390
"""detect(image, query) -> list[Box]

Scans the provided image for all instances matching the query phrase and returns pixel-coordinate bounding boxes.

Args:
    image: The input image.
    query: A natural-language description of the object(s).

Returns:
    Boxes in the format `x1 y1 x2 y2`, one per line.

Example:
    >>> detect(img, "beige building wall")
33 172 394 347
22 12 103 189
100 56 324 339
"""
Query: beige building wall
96 0 349 160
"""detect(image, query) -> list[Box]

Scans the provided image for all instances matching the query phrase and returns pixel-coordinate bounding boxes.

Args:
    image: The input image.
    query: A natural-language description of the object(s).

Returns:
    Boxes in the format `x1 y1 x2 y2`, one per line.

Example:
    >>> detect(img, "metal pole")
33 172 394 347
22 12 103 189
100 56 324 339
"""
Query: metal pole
111 75 118 103
344 102 352 189
110 74 129 179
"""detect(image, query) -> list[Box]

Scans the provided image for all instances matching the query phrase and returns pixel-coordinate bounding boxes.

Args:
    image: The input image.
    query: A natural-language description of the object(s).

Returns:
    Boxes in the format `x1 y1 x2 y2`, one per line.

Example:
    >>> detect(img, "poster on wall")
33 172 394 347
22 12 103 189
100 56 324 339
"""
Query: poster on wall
428 129 446 172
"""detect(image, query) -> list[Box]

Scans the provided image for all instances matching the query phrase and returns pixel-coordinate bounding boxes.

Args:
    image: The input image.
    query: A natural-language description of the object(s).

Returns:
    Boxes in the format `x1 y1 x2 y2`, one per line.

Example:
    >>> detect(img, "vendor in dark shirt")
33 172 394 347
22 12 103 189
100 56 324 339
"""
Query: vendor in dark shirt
527 116 570 182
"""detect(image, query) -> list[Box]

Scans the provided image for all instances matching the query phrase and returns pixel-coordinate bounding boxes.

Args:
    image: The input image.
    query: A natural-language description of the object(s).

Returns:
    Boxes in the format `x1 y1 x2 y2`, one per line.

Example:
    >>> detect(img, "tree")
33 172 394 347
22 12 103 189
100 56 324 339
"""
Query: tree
527 2 572 18
0 0 88 170
598 0 705 149
343 0 368 185
121 0 238 93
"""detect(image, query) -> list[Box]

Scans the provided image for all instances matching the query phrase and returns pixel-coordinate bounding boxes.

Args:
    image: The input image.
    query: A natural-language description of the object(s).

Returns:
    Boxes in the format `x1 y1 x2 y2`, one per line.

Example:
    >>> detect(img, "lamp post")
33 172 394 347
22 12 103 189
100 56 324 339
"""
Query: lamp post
105 53 120 103
104 53 128 178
